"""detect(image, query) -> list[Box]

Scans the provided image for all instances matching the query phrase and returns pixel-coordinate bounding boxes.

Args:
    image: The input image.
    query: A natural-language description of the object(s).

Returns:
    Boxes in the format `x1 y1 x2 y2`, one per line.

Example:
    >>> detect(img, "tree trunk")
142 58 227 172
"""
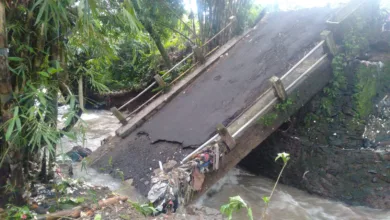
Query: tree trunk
47 42 60 180
146 24 172 69
196 0 205 43
0 1 24 204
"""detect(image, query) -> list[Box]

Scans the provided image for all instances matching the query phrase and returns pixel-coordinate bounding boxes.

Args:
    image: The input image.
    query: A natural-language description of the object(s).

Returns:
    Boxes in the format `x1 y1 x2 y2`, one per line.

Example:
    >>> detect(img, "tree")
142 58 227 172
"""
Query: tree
0 1 24 204
131 0 185 70
0 0 139 204
196 0 253 49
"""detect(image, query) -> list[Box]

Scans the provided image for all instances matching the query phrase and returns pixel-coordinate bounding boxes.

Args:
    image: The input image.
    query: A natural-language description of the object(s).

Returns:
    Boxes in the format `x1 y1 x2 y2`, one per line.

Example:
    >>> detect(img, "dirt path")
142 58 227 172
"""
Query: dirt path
90 8 334 196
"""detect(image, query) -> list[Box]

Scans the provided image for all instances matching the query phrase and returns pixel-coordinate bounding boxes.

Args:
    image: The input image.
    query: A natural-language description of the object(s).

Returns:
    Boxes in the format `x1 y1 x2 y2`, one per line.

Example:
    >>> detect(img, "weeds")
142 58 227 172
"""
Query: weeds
5 204 33 220
261 152 290 219
258 113 278 126
220 196 253 220
130 201 157 217
220 152 290 220
275 98 293 113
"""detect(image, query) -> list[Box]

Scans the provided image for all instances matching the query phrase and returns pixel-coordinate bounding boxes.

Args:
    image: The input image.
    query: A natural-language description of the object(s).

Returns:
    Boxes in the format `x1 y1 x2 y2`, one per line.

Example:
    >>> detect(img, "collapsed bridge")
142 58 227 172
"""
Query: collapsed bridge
89 0 375 208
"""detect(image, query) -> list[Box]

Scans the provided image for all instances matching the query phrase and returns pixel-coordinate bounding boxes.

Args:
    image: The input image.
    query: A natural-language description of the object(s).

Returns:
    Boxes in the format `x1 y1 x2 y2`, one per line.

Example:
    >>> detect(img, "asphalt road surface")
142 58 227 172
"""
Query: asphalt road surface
91 7 334 195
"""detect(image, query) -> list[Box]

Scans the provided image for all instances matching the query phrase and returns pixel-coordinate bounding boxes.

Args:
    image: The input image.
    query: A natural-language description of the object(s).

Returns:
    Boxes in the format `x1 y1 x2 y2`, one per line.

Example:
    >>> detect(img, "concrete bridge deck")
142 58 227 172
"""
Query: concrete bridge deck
90 7 336 195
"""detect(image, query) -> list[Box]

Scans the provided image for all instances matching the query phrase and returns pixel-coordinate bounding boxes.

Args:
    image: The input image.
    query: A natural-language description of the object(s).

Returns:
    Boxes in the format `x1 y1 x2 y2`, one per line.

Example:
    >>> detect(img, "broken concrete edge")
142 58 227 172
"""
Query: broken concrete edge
189 55 333 204
116 28 255 138
180 38 328 164
146 56 332 209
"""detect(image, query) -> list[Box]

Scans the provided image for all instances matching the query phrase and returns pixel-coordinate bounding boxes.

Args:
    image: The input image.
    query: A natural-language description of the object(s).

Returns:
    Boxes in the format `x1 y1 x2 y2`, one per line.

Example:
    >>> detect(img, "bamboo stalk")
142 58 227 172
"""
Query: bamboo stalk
78 75 84 111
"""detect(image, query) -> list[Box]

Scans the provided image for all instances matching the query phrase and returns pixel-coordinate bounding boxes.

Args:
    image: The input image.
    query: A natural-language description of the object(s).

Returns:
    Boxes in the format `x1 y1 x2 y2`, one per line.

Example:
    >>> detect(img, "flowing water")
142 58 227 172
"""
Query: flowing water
56 1 390 217
61 109 389 219
200 169 390 220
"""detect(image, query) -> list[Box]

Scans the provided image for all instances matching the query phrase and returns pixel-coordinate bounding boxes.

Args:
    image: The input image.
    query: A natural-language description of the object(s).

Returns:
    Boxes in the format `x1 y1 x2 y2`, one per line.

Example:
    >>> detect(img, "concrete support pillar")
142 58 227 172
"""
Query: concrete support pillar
321 30 338 56
216 124 236 150
269 76 287 101
154 74 166 87
193 46 205 64
111 107 127 125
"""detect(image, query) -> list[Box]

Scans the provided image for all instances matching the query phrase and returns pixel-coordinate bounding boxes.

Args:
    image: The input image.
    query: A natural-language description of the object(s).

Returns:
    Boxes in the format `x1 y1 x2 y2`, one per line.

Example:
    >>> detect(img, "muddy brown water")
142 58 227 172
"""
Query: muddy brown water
201 169 390 220
60 110 390 219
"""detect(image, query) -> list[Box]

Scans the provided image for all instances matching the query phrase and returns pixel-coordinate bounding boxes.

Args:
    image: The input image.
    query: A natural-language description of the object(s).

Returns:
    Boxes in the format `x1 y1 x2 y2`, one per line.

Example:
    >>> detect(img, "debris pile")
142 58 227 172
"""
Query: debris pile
147 142 225 213
26 177 132 219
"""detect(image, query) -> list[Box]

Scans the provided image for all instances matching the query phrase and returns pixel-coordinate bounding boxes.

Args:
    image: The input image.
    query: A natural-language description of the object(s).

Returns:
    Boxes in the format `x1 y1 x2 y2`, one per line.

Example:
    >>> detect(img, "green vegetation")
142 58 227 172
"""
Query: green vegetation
0 0 264 208
130 201 157 217
4 204 33 220
258 98 294 127
258 113 278 126
353 65 378 118
353 62 390 118
275 98 293 113
220 196 253 220
220 152 290 220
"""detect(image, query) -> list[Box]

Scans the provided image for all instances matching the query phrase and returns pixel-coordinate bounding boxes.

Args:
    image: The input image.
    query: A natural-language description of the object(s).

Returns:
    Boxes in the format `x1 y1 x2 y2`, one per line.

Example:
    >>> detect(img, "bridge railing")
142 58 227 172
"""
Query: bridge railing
111 19 238 124
181 37 330 163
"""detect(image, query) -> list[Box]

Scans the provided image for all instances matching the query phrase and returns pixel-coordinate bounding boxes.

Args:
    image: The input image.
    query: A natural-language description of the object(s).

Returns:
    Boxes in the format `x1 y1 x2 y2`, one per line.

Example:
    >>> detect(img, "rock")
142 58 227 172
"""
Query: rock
72 146 92 158
368 170 377 174
372 177 378 183
66 146 92 162
66 151 82 162
144 181 149 185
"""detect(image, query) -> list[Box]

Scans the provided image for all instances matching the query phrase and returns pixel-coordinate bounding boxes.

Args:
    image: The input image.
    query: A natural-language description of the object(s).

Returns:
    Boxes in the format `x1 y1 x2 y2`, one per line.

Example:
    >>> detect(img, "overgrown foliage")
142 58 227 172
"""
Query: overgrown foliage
0 0 139 204
0 0 265 208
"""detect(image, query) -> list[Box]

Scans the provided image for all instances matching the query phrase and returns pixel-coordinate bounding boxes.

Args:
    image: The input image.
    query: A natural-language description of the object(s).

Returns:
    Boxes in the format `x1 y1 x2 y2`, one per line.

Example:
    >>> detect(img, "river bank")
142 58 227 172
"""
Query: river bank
240 58 390 209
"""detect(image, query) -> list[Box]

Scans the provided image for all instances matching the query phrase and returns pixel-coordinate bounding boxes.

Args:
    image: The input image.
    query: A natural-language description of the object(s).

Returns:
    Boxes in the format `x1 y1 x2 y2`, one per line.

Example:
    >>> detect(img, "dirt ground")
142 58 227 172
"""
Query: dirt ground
90 7 335 196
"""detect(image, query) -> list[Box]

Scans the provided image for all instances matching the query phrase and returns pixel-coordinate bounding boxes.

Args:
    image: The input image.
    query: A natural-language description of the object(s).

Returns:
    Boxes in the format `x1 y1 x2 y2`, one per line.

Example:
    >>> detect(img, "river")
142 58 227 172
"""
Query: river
200 169 390 220
57 1 390 218
58 107 390 219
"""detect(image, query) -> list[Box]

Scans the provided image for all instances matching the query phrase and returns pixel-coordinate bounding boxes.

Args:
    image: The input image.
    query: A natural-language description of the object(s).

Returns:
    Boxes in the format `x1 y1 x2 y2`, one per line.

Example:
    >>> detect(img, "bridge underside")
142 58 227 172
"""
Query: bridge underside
90 7 334 195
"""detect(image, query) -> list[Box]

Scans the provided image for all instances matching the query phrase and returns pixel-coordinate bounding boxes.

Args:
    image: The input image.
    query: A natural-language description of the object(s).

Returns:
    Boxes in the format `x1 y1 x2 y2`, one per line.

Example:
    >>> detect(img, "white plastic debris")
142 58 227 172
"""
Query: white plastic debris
148 182 168 203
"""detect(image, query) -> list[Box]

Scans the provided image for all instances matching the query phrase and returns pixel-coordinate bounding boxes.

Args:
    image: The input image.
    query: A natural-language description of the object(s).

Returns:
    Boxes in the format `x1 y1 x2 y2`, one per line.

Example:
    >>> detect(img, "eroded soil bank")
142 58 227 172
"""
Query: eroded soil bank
240 53 390 209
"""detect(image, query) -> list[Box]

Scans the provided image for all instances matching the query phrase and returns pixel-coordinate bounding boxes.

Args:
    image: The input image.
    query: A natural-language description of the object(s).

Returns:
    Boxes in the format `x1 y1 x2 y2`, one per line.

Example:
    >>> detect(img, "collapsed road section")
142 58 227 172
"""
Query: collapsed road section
89 7 334 197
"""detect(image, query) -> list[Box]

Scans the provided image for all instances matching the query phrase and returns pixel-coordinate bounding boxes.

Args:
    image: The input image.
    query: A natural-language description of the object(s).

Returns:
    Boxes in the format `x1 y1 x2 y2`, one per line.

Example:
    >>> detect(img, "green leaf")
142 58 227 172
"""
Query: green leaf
247 207 254 220
8 57 24 62
38 71 49 77
16 118 22 132
62 131 77 140
47 67 63 74
5 108 19 141
5 119 15 141
275 152 290 164
262 196 270 204
37 92 47 105
94 214 102 220
70 96 76 109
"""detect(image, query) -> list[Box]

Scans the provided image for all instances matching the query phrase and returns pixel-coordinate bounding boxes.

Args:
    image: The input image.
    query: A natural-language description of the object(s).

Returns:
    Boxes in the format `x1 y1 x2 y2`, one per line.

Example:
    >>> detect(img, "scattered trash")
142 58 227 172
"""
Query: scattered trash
146 142 223 215
148 182 168 203
191 168 205 191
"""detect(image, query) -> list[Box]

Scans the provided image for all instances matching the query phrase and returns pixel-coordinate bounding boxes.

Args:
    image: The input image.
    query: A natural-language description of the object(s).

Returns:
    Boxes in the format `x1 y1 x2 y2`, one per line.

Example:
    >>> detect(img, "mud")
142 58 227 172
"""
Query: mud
90 7 335 196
